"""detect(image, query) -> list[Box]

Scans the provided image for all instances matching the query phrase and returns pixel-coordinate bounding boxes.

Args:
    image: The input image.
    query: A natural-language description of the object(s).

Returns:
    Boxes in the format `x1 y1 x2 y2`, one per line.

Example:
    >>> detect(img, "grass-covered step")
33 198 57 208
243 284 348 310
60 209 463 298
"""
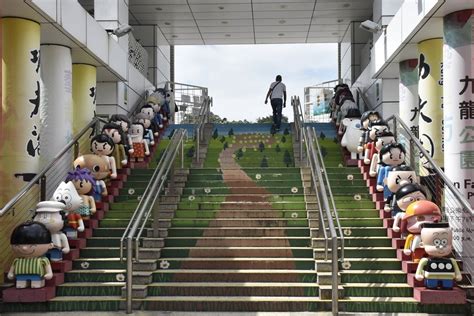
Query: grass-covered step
341 270 407 283
315 227 387 237
187 174 223 181
337 218 382 227
180 194 306 203
326 173 363 180
65 269 126 282
161 246 313 258
183 187 230 195
189 169 223 175
313 236 391 247
73 258 126 270
86 237 123 247
325 167 360 175
109 202 140 211
100 210 136 219
324 179 366 186
99 218 149 228
170 218 308 227
325 186 371 194
56 282 124 296
152 269 317 283
340 258 402 270
335 209 380 218
140 295 331 312
177 201 307 211
316 247 396 259
342 283 413 297
174 210 308 219
243 167 301 174
93 227 126 237
168 227 310 237
165 236 311 247
333 201 375 209
186 180 303 187
155 257 314 270
331 194 372 201
79 247 122 258
147 282 319 297
340 296 468 313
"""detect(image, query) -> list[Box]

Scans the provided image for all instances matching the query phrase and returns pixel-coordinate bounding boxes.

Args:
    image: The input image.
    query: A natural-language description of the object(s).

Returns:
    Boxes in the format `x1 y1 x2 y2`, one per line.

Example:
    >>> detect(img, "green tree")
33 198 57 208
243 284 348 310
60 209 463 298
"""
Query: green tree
223 142 228 150
220 136 226 143
236 148 244 160
260 156 269 168
275 144 281 153
283 150 292 167
283 127 290 135
212 129 219 139
258 142 265 152
228 128 234 137
281 136 286 143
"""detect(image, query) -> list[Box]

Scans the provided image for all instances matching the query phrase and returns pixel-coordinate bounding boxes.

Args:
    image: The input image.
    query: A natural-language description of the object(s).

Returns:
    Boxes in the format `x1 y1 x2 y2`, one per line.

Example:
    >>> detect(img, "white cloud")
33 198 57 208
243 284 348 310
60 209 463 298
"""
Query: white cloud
175 43 338 122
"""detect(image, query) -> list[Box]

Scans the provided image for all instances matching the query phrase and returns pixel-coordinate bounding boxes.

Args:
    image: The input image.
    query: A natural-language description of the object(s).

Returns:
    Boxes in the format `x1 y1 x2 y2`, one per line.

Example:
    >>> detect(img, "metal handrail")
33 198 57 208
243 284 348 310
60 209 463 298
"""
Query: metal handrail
123 129 186 314
0 90 147 217
0 117 100 217
386 114 473 216
195 96 211 163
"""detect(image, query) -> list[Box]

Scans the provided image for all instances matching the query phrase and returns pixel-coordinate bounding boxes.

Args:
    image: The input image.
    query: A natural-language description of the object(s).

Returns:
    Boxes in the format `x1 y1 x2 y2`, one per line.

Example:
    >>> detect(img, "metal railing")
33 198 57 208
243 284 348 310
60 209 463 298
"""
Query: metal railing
120 129 187 314
195 96 212 163
292 95 342 314
386 114 474 283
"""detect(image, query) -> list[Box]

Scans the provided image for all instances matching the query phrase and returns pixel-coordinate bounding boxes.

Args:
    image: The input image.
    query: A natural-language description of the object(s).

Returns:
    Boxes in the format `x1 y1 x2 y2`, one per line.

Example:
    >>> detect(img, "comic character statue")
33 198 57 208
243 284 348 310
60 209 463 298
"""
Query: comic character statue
401 200 442 262
333 84 357 126
369 131 396 177
73 154 109 202
8 221 54 288
52 181 84 239
129 122 150 162
90 134 117 179
139 105 160 136
33 201 70 262
415 222 462 289
65 168 97 220
340 109 363 160
384 165 418 213
145 93 164 129
376 143 406 207
109 114 133 154
134 113 155 146
392 184 427 233
357 111 380 153
102 122 128 167
363 119 390 165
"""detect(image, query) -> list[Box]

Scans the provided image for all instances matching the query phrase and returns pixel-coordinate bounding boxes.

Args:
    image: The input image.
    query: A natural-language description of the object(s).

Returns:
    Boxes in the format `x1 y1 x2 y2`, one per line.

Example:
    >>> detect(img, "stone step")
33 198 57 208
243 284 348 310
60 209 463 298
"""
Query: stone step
165 236 310 247
168 227 310 237
161 246 313 258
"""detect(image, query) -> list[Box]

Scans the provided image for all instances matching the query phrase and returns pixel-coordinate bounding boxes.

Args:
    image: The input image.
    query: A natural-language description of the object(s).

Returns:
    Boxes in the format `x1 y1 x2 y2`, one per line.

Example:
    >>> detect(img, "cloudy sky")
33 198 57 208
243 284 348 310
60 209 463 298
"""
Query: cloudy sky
175 44 337 122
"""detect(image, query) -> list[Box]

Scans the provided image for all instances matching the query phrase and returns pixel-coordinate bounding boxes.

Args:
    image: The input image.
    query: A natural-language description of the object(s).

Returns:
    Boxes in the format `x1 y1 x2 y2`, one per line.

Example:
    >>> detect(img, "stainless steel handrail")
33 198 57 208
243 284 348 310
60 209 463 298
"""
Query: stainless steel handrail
0 117 100 217
195 96 211 163
123 129 186 314
386 114 473 216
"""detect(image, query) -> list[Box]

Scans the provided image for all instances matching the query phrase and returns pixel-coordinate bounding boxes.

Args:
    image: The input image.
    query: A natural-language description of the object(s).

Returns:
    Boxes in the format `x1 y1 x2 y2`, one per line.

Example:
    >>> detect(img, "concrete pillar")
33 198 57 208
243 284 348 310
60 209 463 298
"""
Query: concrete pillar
0 17 41 206
417 38 444 170
39 45 73 167
399 59 419 136
94 0 129 51
72 64 96 135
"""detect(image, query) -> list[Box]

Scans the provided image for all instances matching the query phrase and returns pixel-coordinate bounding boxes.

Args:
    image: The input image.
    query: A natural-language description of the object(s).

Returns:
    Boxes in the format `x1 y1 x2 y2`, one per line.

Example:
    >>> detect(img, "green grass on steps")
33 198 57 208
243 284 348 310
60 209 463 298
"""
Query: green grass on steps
177 201 307 211
173 210 308 219
341 271 406 283
343 284 413 297
56 283 123 296
163 237 311 248
166 228 311 238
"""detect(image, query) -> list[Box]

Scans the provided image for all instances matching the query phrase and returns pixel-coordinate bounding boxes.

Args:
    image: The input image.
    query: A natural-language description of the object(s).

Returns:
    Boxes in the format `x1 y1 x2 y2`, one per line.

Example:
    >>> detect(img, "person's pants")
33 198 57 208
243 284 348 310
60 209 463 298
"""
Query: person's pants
425 278 454 289
271 98 283 128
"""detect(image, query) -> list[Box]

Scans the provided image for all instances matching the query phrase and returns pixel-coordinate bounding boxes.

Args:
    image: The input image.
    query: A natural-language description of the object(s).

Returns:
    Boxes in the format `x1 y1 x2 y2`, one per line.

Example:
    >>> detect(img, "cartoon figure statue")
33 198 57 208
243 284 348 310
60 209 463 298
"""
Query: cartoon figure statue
8 221 54 288
74 154 109 202
134 113 155 146
129 122 150 162
384 165 418 212
415 222 462 289
33 201 70 262
369 131 396 177
340 109 363 160
65 168 97 219
109 114 133 154
392 184 427 233
52 181 84 239
139 105 159 137
357 111 380 153
102 122 128 167
401 200 442 262
363 120 390 165
376 143 406 207
145 96 164 129
90 134 117 179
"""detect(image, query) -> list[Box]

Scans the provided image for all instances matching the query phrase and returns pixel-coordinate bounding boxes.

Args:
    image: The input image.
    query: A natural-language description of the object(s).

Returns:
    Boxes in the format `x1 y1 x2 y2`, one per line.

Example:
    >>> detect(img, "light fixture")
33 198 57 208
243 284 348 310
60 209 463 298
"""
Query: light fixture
279 20 286 24
221 21 228 24
218 6 225 10
164 22 171 26
225 34 231 37
280 4 287 9
342 3 350 8
106 24 133 37
172 35 178 38
155 7 163 11
359 20 383 33
332 32 339 35
278 33 285 36
337 19 344 23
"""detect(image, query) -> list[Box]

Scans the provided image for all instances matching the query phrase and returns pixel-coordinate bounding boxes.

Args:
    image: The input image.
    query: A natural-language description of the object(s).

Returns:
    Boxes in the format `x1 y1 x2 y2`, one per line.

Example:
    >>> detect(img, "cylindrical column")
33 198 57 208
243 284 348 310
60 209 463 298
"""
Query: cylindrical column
0 18 41 206
72 64 96 135
40 45 73 167
417 38 444 170
399 59 419 136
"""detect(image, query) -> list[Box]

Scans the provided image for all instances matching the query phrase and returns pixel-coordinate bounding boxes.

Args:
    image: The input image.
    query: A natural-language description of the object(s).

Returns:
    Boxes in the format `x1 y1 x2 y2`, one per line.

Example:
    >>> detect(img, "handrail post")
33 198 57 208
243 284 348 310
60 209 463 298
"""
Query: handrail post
331 235 339 315
196 126 200 163
181 138 184 169
126 237 133 314
392 116 398 141
409 139 415 168
40 175 47 201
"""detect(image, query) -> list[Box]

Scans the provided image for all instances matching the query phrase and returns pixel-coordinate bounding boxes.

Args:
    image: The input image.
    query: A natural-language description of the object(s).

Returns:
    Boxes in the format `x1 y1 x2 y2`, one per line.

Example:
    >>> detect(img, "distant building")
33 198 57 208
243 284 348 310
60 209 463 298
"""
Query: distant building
303 80 338 122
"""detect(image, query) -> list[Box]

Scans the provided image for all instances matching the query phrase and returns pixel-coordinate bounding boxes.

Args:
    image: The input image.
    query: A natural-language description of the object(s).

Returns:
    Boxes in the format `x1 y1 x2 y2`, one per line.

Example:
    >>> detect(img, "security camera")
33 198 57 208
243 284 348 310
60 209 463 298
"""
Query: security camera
107 24 133 37
359 20 382 33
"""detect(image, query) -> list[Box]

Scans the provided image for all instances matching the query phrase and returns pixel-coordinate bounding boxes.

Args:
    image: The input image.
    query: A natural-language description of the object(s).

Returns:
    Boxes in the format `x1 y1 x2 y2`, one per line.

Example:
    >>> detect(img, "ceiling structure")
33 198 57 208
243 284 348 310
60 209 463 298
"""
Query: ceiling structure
82 0 373 45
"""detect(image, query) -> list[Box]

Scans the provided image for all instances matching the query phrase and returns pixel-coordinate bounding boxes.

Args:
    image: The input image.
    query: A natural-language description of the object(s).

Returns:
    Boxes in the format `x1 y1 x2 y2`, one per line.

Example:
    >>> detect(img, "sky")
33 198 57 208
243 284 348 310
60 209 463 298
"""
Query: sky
175 44 338 122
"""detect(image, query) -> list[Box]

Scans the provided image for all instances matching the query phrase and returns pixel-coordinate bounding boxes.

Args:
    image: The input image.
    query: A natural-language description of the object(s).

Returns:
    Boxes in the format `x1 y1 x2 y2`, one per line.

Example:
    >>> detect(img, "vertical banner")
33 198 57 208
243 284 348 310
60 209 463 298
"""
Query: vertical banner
72 64 96 135
443 10 474 264
418 38 444 170
399 59 419 136
40 45 73 167
0 18 41 206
